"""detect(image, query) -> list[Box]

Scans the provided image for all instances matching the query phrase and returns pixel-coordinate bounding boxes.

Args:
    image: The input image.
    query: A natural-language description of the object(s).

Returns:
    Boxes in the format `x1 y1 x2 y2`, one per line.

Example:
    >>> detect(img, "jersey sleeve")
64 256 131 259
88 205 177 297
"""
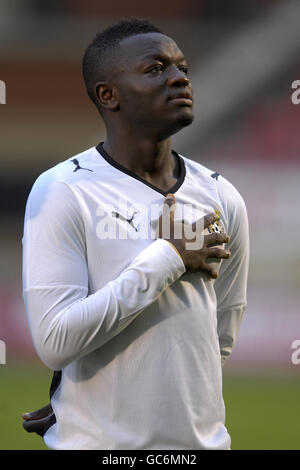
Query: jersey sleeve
22 175 186 370
214 179 250 366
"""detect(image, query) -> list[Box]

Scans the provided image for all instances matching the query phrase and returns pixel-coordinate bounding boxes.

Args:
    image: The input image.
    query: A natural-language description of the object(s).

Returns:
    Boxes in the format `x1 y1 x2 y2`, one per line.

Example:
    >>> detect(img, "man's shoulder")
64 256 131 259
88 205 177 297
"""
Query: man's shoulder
28 146 99 195
25 147 100 222
24 147 99 214
180 153 247 214
180 154 241 195
36 146 97 183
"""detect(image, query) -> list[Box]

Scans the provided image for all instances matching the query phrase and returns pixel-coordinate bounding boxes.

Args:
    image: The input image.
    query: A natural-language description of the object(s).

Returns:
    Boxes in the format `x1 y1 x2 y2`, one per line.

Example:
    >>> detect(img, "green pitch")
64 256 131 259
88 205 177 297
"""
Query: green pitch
223 371 300 449
0 362 299 449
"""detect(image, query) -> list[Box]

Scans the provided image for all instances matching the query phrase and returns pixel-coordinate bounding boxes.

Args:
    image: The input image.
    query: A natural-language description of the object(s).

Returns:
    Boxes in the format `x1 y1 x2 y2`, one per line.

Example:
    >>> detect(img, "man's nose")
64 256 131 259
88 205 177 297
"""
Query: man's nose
167 67 190 87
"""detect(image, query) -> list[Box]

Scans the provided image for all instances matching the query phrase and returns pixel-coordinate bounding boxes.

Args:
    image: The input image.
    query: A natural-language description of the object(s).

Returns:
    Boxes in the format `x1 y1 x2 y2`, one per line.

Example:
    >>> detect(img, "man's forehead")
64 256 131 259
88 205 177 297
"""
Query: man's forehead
119 32 185 62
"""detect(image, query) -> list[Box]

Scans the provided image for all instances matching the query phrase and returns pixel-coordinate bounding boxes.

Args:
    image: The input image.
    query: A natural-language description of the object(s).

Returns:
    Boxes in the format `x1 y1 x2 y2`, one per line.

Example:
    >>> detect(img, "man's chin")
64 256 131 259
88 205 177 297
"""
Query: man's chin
156 111 194 140
170 112 194 135
179 113 194 127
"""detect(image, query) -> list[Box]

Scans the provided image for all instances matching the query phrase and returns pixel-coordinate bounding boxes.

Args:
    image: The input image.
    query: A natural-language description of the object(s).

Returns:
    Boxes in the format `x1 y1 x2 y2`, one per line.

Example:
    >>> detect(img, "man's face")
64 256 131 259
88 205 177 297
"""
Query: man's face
110 32 194 139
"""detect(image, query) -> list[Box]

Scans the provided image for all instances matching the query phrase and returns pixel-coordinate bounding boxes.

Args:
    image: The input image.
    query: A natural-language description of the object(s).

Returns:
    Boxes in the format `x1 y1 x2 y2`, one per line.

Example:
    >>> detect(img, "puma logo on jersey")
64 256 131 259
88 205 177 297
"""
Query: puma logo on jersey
211 172 220 180
111 211 139 232
71 159 93 172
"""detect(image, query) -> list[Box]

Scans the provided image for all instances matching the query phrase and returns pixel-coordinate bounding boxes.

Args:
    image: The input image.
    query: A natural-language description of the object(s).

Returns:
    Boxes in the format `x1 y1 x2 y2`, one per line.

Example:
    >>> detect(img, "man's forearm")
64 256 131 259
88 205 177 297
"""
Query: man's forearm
24 239 185 370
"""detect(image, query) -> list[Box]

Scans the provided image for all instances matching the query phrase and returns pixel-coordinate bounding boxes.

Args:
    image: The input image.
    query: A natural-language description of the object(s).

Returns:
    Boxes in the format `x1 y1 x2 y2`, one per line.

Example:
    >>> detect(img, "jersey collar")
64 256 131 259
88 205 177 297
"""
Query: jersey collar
96 142 186 196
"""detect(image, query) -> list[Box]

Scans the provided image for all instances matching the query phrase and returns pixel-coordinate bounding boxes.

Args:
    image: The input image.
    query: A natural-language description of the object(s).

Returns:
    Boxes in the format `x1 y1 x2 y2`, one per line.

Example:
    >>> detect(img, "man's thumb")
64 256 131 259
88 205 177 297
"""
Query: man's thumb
163 194 176 220
164 193 176 210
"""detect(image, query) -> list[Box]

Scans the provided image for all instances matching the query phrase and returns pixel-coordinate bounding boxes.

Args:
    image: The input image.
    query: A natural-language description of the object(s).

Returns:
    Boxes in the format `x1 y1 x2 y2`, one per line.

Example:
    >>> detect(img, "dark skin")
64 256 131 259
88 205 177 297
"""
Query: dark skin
22 32 230 435
98 33 194 192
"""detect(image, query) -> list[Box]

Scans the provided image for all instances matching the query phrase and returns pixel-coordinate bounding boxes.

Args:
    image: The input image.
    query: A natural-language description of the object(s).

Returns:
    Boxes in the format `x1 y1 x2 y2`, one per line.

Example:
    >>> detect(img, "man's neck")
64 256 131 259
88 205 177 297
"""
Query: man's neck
102 132 178 192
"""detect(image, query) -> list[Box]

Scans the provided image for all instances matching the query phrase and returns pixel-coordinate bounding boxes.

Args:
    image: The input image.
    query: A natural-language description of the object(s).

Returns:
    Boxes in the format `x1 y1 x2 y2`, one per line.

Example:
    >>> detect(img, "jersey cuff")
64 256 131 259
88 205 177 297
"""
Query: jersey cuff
153 238 186 275
164 240 184 264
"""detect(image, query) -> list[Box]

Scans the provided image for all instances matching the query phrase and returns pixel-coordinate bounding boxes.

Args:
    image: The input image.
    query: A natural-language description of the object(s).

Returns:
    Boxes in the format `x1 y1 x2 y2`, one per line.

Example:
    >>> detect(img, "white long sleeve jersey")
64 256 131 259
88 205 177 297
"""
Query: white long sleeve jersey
22 144 249 450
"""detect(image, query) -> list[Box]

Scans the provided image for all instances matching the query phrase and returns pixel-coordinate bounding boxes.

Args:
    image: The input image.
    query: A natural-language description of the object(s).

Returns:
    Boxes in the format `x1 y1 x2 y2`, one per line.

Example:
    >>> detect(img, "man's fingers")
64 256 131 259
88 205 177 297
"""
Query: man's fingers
203 212 219 229
190 212 220 233
188 259 219 278
22 403 53 421
205 232 230 247
23 414 54 436
208 270 219 279
198 261 219 279
205 247 231 259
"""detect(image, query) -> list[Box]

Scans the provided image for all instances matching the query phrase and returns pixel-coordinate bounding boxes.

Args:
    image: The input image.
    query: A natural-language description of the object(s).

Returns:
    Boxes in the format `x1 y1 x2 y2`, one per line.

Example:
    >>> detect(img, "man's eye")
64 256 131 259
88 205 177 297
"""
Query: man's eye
148 65 164 73
179 66 189 75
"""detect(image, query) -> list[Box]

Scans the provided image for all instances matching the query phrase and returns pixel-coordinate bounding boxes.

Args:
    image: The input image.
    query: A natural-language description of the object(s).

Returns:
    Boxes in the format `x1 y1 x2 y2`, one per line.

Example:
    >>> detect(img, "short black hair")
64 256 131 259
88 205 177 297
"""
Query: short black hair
82 18 163 113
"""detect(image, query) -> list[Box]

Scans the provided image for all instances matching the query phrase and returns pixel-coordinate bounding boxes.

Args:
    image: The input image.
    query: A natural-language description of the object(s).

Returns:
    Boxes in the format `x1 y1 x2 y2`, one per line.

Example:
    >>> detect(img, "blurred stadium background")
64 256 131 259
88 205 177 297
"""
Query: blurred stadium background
1 0 300 450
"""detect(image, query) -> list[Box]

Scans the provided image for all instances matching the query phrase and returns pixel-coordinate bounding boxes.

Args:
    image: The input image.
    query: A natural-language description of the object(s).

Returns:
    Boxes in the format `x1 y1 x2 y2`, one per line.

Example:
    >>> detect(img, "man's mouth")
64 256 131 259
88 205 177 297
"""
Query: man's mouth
168 93 193 106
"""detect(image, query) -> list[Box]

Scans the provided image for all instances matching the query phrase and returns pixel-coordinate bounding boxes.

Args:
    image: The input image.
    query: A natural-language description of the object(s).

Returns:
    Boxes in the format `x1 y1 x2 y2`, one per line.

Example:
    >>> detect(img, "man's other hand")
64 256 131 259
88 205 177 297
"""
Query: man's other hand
22 403 53 437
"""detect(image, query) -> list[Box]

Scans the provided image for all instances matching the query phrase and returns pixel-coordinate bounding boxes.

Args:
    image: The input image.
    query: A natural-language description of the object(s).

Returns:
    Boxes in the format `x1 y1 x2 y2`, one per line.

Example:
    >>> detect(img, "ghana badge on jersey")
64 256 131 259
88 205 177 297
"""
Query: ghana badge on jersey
207 211 224 235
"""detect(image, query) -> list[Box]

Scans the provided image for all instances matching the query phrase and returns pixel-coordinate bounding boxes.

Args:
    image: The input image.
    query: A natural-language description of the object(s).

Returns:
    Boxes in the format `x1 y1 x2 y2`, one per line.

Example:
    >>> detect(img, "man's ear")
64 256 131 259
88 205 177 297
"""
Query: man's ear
95 82 119 111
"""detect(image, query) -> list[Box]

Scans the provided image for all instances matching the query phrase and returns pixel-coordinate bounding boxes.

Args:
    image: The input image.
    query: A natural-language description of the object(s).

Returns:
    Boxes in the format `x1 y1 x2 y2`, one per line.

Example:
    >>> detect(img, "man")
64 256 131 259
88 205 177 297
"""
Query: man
22 18 249 450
